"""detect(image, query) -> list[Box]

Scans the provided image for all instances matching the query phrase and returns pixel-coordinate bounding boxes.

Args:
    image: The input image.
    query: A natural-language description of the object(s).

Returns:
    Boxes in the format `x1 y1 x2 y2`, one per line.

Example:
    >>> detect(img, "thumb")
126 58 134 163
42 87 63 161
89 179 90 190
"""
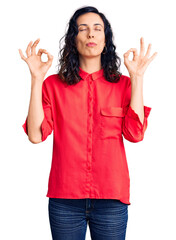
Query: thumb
123 51 130 66
46 52 54 65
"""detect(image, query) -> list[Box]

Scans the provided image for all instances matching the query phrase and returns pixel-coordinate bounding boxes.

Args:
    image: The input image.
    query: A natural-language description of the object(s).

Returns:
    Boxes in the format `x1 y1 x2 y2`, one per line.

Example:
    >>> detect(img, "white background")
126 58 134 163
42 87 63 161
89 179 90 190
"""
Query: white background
1 0 176 239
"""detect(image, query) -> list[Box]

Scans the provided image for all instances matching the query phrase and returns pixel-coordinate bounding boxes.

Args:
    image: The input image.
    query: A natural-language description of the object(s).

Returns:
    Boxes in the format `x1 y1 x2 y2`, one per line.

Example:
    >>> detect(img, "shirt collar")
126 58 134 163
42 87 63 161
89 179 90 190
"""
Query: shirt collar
79 66 104 81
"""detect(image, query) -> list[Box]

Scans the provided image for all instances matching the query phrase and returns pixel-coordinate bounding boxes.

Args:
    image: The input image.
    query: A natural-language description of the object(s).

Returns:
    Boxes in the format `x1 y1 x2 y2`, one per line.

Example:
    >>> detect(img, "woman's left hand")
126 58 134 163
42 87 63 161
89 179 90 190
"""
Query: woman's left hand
123 37 158 80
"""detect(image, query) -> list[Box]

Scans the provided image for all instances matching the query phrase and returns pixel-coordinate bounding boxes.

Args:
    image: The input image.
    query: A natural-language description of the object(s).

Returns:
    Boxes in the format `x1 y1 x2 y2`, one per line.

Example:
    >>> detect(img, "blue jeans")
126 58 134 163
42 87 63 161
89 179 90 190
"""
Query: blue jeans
48 198 128 240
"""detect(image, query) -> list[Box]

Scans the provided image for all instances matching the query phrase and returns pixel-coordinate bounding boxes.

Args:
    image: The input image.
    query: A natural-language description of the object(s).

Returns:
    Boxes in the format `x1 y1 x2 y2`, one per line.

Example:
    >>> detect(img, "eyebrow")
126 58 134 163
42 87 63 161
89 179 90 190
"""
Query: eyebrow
78 23 103 28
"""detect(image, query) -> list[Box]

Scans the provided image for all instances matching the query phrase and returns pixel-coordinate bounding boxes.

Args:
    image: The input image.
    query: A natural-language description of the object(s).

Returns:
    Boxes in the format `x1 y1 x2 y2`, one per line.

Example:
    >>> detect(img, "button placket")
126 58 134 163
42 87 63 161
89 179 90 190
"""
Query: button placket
85 75 94 197
87 76 93 163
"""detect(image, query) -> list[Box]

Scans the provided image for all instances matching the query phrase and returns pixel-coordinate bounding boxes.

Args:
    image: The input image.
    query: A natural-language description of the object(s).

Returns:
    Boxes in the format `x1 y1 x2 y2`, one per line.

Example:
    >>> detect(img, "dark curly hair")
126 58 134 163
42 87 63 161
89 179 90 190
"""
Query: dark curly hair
56 6 122 85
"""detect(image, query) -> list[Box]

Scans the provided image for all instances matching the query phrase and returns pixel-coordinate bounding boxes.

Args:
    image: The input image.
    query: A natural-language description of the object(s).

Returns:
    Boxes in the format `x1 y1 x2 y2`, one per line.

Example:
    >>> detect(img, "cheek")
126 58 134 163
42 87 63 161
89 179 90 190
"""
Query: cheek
76 38 84 48
76 41 86 54
99 40 106 49
97 35 105 44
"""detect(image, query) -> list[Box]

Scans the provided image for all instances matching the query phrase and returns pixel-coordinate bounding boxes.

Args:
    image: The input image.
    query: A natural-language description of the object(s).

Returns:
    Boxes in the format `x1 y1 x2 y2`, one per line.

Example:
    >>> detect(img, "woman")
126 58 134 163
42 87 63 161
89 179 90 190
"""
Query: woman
19 6 157 240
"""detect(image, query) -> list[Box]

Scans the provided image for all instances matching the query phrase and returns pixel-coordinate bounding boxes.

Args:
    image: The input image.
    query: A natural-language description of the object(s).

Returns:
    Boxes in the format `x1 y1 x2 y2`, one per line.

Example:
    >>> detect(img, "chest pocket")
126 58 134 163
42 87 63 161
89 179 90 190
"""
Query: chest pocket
100 106 125 140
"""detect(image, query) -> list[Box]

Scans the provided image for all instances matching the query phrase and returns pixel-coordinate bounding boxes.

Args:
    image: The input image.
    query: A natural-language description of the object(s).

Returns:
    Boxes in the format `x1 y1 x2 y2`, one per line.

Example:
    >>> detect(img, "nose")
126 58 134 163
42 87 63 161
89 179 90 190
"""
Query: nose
88 29 94 38
88 34 94 38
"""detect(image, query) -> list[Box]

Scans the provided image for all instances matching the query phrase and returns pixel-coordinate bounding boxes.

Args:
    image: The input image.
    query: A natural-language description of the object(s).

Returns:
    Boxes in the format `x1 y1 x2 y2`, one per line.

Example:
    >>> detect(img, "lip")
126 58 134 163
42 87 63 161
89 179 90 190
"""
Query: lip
86 42 97 47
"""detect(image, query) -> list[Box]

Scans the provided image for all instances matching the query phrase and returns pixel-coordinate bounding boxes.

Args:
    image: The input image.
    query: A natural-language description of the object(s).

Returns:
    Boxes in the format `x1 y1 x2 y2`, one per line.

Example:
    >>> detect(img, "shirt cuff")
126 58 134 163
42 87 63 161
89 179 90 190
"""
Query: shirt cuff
22 115 53 142
22 117 28 135
125 105 152 127
122 105 152 142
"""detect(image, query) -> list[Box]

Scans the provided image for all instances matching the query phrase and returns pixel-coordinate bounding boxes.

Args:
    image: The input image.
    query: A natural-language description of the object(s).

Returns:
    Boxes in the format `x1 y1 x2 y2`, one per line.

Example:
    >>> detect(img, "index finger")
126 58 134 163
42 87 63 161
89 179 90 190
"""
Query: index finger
127 48 138 61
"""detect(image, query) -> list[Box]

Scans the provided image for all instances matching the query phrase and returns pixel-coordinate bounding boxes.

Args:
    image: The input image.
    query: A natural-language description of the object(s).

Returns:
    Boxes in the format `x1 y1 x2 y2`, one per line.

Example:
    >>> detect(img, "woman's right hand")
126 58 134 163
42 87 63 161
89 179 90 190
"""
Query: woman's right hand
18 38 54 80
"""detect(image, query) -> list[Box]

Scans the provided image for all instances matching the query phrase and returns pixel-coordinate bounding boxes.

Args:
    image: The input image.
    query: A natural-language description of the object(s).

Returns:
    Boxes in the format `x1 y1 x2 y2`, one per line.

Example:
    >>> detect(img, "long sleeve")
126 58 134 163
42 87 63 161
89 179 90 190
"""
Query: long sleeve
122 77 152 143
22 79 54 142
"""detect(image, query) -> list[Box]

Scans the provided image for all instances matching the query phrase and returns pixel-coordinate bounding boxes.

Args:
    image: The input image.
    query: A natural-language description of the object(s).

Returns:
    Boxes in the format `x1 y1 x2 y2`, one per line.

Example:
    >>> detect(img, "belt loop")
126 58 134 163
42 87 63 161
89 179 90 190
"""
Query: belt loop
86 198 91 208
88 199 91 208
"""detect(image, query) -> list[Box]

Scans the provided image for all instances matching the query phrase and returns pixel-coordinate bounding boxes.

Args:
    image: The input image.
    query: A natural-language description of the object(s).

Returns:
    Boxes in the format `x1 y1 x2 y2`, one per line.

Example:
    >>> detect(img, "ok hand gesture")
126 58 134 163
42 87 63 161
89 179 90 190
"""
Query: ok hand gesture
123 37 158 80
19 38 53 80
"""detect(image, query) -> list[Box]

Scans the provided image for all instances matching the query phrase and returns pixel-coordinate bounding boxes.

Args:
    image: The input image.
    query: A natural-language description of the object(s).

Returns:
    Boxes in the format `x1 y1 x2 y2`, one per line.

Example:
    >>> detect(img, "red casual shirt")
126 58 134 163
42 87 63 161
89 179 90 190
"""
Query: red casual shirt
22 67 152 205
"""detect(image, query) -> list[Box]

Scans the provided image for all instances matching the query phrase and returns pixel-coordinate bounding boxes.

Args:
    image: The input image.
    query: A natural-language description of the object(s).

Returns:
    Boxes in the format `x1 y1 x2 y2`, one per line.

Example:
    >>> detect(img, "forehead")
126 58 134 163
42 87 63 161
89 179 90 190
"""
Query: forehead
76 12 104 28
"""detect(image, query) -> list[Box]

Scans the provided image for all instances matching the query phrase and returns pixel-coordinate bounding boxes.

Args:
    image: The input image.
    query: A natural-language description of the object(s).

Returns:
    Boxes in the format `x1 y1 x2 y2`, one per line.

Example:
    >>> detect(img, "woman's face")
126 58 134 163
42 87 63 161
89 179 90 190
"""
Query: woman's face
75 12 106 58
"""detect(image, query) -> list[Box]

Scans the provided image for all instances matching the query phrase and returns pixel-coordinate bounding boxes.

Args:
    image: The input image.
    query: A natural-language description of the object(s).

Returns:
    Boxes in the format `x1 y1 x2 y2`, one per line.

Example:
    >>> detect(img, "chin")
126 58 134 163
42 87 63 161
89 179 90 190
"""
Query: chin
82 51 102 57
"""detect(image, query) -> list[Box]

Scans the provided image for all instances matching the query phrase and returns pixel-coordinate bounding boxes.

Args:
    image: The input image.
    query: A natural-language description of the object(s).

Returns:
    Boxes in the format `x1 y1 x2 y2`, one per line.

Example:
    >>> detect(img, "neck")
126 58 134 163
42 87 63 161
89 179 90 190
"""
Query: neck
79 55 102 74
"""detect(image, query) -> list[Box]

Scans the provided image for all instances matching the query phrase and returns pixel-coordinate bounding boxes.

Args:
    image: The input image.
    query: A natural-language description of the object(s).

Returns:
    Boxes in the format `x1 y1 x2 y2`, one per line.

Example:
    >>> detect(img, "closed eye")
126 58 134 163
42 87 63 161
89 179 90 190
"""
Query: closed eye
79 29 101 31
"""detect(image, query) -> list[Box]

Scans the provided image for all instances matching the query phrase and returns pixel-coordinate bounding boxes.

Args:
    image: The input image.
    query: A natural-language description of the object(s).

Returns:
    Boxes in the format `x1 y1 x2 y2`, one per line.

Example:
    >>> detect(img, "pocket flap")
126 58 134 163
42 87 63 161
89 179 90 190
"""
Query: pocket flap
100 107 125 117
